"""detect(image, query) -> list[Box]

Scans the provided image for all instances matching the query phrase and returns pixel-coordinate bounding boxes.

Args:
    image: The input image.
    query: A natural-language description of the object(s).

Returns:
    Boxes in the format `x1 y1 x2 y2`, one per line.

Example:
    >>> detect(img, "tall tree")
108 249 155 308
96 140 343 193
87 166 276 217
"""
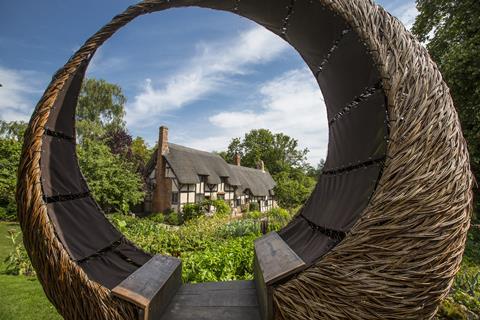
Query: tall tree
0 121 25 220
412 0 480 217
224 129 309 176
76 78 127 140
223 129 313 208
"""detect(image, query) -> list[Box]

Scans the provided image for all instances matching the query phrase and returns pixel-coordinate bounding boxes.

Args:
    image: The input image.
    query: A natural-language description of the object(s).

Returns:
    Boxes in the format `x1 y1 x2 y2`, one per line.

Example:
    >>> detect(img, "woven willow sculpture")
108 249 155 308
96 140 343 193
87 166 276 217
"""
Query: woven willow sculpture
16 0 472 319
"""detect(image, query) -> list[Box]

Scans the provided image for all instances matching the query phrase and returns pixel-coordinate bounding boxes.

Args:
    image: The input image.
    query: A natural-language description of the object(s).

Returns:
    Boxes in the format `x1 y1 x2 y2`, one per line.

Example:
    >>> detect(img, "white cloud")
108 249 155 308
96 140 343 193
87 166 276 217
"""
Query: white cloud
389 1 419 30
125 26 289 127
0 66 43 122
184 68 329 165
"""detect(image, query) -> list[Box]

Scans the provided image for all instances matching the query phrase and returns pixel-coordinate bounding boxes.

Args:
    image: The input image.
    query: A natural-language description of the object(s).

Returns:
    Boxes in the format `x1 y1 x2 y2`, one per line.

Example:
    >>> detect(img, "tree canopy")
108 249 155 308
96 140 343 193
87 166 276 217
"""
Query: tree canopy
223 129 309 176
222 129 319 209
412 0 480 218
76 78 127 140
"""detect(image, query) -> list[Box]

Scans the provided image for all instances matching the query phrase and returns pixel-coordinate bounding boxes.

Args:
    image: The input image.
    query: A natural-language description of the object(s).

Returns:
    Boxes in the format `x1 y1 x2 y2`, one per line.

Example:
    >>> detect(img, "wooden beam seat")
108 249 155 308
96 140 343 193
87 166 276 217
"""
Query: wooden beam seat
160 280 261 320
254 232 306 320
112 255 182 320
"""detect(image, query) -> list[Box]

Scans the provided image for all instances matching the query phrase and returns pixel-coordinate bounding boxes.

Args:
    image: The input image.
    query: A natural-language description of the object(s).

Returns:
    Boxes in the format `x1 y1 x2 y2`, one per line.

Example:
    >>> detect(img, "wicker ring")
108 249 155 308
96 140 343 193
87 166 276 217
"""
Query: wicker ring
16 0 472 319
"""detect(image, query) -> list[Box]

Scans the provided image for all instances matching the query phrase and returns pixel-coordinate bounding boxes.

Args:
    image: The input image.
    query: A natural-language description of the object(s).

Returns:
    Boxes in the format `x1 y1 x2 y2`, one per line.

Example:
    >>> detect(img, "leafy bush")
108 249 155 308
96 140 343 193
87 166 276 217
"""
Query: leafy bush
0 138 22 221
248 202 259 212
4 230 35 276
77 138 144 214
148 213 165 224
165 212 183 226
212 199 231 216
217 219 260 238
244 210 261 220
182 235 256 283
182 204 203 222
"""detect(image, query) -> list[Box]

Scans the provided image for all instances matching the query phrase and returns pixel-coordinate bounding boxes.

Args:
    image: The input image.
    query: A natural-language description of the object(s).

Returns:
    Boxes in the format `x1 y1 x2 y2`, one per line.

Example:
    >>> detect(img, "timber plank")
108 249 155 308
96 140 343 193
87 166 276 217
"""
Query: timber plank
160 281 261 320
112 255 182 320
254 231 306 285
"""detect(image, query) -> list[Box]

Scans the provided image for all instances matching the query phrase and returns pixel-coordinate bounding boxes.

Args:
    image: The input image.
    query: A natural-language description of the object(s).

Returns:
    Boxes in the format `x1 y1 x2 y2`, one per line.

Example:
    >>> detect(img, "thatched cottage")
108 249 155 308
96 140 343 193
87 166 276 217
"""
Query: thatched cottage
143 126 276 214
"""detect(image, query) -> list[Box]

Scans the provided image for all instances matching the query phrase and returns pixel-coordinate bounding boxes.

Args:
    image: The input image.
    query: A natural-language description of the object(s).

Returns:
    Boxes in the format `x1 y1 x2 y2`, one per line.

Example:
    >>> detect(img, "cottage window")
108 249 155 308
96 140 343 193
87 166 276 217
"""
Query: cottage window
217 194 225 200
171 192 179 204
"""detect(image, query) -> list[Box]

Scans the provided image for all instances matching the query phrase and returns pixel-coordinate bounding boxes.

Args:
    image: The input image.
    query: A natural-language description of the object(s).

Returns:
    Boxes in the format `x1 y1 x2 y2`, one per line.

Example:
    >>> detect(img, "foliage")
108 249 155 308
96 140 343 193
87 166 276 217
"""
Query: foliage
412 0 480 218
216 219 260 238
248 202 260 212
165 211 183 226
182 199 231 222
182 203 203 222
274 169 316 209
0 126 23 220
76 78 126 140
223 129 309 176
77 138 144 213
148 212 165 224
244 210 261 220
3 230 35 276
0 120 27 141
212 199 231 216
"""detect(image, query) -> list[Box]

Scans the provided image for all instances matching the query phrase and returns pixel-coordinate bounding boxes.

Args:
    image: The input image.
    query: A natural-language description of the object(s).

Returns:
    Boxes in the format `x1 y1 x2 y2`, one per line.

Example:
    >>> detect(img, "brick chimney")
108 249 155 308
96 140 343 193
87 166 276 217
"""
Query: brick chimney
235 154 241 166
159 126 169 155
257 160 265 172
152 125 171 214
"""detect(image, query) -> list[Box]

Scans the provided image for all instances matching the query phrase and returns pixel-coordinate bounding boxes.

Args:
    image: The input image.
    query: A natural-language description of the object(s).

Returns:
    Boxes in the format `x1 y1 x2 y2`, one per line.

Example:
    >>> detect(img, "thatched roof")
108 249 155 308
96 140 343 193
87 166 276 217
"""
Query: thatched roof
145 143 275 197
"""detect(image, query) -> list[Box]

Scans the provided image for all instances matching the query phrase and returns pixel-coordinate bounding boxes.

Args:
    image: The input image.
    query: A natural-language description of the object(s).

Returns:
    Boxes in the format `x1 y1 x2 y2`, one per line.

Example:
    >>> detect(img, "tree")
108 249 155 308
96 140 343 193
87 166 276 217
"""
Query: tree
223 129 314 208
412 0 480 218
223 129 309 176
0 120 26 220
274 169 316 209
0 120 27 141
77 138 145 214
77 78 127 140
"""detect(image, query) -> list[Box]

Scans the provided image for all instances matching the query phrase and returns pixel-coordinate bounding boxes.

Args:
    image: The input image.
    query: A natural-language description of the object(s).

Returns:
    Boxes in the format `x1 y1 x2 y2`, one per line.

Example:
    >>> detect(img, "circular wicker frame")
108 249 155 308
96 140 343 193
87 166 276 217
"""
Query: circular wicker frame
16 0 473 319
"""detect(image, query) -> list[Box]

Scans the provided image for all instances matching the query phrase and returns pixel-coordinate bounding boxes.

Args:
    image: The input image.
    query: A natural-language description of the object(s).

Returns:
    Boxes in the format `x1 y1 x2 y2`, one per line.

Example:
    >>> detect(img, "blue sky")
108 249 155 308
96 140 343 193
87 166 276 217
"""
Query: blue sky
0 0 418 165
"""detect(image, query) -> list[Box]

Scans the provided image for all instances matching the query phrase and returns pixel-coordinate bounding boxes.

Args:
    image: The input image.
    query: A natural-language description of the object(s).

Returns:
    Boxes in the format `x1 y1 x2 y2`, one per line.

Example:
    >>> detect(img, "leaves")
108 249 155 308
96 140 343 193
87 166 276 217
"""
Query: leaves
413 0 480 218
77 138 144 213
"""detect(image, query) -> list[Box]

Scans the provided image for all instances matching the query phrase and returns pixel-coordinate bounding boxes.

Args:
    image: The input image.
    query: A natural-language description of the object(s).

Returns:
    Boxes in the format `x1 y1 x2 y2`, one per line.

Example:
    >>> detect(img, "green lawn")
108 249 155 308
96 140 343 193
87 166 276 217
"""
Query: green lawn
0 222 61 320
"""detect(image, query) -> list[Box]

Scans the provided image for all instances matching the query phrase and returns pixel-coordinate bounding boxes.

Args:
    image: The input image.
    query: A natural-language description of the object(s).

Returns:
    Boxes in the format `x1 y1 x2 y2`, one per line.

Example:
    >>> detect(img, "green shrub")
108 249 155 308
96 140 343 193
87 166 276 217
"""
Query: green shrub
244 210 261 220
248 202 259 212
149 213 165 224
166 212 183 226
182 235 256 283
4 230 35 276
212 199 231 217
217 219 260 238
267 207 290 220
182 204 203 222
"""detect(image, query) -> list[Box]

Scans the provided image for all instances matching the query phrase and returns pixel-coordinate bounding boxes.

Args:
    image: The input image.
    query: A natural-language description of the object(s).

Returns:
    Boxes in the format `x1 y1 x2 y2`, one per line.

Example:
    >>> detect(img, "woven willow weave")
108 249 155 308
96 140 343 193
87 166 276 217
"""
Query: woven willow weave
16 0 472 319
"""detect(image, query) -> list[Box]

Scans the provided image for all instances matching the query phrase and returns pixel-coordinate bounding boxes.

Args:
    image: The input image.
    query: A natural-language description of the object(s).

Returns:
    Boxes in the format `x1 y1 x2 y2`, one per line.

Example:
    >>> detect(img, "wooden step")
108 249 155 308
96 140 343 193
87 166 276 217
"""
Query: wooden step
160 281 261 320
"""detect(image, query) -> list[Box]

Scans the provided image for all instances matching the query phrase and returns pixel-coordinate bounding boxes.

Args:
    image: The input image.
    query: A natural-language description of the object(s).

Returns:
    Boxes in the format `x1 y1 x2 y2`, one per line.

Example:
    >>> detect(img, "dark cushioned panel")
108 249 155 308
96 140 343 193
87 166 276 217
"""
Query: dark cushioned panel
324 90 387 170
301 164 382 232
317 30 381 119
235 0 292 35
45 62 87 138
285 1 348 73
278 217 339 264
78 250 139 290
113 240 152 266
46 197 122 261
41 135 89 197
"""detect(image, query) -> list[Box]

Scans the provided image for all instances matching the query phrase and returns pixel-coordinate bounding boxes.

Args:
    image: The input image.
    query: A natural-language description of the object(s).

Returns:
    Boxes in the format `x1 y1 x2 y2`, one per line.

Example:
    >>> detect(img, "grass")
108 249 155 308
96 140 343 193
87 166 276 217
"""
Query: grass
0 222 61 320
